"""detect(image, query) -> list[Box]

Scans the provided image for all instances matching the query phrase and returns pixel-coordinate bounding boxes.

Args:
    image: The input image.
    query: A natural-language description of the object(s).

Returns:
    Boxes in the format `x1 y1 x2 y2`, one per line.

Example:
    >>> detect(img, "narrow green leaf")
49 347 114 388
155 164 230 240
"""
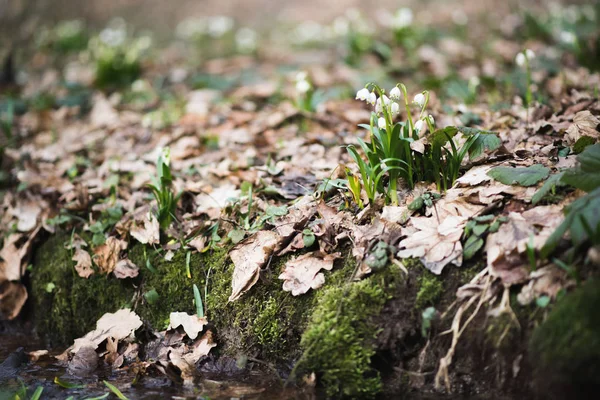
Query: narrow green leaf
532 172 566 204
193 283 204 318
30 387 44 400
103 381 129 400
54 376 85 389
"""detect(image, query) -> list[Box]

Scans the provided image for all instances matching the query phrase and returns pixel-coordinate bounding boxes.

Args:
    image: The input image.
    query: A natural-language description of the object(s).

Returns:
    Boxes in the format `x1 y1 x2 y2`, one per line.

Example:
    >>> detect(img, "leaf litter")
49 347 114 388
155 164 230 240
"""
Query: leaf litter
0 2 599 395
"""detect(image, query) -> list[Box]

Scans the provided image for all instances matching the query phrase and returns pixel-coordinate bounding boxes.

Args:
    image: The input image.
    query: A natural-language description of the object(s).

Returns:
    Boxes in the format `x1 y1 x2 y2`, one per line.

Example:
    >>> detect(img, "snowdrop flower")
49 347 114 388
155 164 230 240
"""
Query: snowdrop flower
391 102 400 115
559 31 576 45
393 8 413 29
367 92 377 105
236 28 258 53
375 95 389 113
296 71 308 82
515 52 526 67
414 119 425 132
389 86 401 100
378 117 386 130
355 88 370 101
208 16 234 38
296 79 311 94
525 49 535 60
413 92 426 108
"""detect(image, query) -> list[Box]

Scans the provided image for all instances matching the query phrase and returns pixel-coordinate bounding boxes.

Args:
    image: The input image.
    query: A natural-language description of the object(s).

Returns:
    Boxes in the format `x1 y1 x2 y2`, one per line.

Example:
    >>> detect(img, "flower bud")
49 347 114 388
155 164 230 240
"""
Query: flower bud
414 119 424 132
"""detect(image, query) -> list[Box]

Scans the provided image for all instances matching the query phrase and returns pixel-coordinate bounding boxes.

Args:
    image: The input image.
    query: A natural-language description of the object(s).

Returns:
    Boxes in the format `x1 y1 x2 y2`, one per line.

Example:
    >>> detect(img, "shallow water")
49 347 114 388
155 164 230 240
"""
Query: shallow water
0 333 317 400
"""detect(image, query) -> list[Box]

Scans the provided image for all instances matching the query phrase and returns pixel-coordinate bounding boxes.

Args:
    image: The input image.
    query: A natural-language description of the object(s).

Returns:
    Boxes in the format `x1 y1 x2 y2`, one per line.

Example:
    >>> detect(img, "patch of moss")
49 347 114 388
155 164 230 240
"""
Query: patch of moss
30 232 136 345
415 270 443 310
299 264 403 399
529 279 600 394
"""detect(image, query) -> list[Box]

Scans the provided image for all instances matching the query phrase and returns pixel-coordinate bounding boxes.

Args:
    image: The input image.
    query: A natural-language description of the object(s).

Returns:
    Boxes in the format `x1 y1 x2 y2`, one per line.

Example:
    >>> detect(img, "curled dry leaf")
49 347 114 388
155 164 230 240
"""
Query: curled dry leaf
517 265 574 306
73 247 94 279
168 312 208 340
168 330 217 383
398 216 467 275
113 258 139 279
130 212 160 245
70 309 143 354
0 281 28 320
93 237 127 275
279 251 341 296
229 230 281 302
566 110 600 143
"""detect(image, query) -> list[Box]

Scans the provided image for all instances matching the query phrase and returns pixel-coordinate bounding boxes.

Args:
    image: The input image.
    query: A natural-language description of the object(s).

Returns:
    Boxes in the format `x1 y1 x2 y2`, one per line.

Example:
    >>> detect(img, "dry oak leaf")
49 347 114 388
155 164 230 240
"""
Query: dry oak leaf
229 230 282 302
566 110 600 143
93 237 127 275
70 309 143 354
168 312 208 340
168 330 217 383
113 258 139 279
398 215 467 275
0 227 41 282
130 212 160 245
279 252 341 296
9 199 42 232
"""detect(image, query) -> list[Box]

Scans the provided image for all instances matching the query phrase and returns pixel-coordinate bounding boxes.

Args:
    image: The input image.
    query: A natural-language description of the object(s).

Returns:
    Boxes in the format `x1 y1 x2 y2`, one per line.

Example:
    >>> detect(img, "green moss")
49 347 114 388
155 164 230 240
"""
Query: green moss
529 280 600 390
30 232 136 345
299 264 403 399
415 270 443 309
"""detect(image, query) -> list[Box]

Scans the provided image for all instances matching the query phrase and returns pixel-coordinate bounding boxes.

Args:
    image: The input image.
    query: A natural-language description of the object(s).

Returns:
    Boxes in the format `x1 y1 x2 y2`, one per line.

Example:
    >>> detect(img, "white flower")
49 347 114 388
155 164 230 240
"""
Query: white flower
296 79 311 94
295 71 308 82
367 92 377 105
413 92 426 108
525 49 535 60
375 95 390 113
393 8 413 29
559 31 576 44
356 88 370 101
208 16 234 38
414 119 425 132
391 102 400 115
515 52 526 67
378 117 386 130
236 28 258 53
469 76 480 88
389 86 401 100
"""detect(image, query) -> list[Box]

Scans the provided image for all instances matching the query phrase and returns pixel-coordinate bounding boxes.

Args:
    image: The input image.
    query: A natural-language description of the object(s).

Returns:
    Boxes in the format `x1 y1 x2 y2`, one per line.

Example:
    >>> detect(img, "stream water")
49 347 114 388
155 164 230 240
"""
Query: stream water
0 332 318 400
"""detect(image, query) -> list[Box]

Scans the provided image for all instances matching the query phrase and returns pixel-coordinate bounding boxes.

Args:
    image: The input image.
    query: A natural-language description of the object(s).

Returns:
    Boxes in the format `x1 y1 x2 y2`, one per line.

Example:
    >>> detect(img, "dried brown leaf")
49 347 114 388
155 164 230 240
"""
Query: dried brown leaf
93 237 127 275
73 247 94 279
229 230 281 302
113 258 139 279
168 312 208 340
279 252 340 296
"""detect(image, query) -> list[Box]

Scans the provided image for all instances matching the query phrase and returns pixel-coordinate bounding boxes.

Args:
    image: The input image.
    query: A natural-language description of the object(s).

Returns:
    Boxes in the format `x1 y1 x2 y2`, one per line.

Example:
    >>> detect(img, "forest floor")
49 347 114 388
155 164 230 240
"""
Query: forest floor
1 1 600 399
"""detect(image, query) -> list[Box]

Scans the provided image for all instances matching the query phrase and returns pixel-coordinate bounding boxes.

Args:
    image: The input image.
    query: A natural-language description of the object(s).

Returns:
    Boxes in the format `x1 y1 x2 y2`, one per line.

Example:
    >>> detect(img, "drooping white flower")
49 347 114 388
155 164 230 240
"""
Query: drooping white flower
208 16 234 38
356 88 370 101
515 52 526 67
295 71 308 82
375 97 384 113
414 119 425 132
296 79 311 94
469 76 480 88
413 92 426 108
391 102 400 115
389 86 401 100
393 8 413 29
367 92 377 105
378 117 386 130
559 31 576 44
525 49 535 60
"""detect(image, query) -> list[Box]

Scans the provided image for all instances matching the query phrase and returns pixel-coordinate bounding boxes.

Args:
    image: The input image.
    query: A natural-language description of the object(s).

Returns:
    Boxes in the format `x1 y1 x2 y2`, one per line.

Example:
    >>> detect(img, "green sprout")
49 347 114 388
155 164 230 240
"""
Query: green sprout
148 147 181 232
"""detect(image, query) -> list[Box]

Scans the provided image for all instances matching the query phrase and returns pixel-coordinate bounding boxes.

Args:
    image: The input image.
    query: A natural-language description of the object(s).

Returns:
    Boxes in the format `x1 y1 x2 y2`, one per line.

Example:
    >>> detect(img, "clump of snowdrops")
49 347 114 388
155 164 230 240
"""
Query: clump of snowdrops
347 83 484 207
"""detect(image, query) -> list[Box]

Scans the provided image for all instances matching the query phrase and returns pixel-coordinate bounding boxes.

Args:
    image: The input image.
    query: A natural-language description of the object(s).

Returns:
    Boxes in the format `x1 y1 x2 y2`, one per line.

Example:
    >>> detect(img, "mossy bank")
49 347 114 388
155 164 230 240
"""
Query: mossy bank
30 231 409 398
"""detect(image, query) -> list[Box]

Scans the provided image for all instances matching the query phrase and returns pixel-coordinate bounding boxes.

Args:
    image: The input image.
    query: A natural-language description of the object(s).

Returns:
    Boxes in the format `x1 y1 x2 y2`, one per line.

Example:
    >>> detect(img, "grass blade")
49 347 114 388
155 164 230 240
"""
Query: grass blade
103 381 129 400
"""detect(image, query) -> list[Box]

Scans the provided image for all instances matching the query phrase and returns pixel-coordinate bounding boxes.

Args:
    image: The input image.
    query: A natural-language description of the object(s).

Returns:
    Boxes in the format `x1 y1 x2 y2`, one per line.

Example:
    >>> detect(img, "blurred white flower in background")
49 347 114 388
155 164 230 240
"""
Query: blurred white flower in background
208 16 234 38
389 86 401 100
393 8 414 29
99 18 127 47
559 30 577 45
413 93 426 108
451 10 469 25
236 28 258 53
